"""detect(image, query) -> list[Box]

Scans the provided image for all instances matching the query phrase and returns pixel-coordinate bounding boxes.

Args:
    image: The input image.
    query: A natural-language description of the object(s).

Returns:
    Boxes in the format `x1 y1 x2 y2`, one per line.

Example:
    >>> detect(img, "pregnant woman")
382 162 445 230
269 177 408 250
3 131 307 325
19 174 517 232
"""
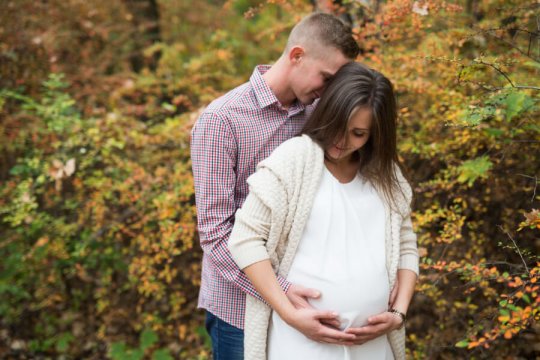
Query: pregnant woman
228 62 419 360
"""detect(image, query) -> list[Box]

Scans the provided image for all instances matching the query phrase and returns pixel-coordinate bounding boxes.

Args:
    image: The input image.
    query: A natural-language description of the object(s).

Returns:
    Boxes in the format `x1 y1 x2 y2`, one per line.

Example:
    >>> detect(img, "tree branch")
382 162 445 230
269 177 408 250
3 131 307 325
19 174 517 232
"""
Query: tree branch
498 226 530 275
474 59 515 87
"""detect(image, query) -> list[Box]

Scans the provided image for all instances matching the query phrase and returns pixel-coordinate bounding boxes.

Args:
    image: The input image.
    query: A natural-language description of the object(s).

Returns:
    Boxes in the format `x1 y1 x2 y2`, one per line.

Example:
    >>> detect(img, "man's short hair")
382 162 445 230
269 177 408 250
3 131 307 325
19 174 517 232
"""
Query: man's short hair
286 12 360 60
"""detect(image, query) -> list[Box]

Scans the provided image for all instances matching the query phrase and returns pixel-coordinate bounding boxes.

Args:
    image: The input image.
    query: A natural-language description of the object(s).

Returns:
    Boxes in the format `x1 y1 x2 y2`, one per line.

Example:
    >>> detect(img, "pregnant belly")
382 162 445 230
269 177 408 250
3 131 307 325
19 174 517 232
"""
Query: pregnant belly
288 267 390 330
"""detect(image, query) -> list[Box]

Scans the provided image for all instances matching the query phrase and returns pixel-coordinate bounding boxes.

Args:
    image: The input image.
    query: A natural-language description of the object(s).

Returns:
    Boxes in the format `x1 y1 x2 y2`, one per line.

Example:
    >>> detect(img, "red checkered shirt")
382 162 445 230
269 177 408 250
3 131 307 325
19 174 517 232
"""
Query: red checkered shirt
191 65 315 329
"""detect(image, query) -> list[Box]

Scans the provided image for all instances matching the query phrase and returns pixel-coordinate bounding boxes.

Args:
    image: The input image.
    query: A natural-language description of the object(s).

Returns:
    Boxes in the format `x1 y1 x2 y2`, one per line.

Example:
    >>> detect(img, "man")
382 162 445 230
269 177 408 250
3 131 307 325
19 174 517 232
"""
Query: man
191 13 360 359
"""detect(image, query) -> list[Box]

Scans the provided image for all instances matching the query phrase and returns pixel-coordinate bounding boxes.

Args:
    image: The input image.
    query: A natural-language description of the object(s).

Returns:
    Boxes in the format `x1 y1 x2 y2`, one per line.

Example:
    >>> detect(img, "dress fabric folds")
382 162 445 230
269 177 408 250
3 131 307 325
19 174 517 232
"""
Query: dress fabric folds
268 168 394 360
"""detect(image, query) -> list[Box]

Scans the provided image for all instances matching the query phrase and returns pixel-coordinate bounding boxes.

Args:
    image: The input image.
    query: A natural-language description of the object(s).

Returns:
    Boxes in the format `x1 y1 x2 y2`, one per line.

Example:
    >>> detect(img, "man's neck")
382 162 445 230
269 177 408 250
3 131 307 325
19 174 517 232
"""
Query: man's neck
262 59 296 109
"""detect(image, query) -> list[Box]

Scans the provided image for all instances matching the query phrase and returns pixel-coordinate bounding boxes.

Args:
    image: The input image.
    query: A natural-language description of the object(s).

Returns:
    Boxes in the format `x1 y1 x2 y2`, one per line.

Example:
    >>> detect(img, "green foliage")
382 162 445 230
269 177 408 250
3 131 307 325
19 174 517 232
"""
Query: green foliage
503 91 536 121
0 71 201 357
109 329 172 360
457 156 493 186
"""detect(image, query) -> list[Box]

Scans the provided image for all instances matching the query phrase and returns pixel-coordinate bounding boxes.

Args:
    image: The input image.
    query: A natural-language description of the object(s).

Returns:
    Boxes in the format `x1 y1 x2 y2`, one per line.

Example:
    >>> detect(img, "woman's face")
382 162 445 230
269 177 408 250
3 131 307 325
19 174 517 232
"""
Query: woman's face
326 107 372 162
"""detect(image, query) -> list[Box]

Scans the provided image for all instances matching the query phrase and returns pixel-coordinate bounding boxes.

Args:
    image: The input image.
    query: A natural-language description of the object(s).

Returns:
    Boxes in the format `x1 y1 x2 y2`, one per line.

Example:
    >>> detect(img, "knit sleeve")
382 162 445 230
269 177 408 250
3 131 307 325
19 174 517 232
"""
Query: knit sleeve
228 191 272 270
398 214 419 275
393 165 419 275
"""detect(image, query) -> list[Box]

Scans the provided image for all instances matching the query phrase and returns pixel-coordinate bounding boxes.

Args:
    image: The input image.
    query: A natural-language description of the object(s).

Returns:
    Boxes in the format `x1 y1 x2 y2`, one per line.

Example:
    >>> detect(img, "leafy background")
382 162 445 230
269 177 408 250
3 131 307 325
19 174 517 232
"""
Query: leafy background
0 0 538 359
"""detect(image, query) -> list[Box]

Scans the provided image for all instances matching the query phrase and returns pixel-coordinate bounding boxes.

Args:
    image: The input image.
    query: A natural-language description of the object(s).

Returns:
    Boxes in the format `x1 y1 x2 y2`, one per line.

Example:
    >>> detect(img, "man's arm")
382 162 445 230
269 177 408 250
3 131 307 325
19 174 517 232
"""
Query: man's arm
191 111 291 299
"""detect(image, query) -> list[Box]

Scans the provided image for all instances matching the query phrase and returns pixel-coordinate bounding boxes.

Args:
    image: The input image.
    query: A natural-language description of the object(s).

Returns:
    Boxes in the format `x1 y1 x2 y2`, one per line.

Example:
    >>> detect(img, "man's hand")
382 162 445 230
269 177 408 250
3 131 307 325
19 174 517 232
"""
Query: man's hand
286 283 341 329
282 307 356 345
344 311 403 345
286 283 320 309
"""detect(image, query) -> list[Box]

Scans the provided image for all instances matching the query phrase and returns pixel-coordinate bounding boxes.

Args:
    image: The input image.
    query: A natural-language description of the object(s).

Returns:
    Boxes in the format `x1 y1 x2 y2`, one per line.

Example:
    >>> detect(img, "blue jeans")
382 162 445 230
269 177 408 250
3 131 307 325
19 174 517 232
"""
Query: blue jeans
205 311 244 360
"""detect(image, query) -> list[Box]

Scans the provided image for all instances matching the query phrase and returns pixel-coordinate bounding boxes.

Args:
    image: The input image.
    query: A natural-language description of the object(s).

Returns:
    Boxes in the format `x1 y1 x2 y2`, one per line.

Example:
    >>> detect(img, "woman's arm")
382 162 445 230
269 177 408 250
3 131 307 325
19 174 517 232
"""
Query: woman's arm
389 210 419 310
390 269 417 315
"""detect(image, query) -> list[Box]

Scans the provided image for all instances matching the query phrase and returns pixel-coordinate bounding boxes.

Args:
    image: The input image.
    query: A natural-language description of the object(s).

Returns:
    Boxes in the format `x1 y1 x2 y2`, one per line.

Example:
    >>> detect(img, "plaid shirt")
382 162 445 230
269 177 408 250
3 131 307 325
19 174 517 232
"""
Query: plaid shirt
191 65 315 329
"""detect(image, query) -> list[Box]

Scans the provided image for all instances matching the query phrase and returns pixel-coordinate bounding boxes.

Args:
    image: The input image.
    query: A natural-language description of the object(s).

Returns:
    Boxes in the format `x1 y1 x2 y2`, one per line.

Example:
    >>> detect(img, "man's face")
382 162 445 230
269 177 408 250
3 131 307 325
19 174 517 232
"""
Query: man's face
290 47 350 105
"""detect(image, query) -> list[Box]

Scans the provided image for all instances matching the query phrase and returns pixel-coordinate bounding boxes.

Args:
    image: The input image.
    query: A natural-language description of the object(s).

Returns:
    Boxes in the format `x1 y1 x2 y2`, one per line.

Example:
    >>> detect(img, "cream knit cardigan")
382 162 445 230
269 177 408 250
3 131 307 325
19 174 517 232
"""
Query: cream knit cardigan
229 135 419 360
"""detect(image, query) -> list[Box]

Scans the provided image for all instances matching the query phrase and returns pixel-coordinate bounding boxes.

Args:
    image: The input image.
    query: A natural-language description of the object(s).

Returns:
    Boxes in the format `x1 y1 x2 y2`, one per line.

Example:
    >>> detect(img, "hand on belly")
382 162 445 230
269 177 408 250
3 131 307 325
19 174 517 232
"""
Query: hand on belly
306 277 390 331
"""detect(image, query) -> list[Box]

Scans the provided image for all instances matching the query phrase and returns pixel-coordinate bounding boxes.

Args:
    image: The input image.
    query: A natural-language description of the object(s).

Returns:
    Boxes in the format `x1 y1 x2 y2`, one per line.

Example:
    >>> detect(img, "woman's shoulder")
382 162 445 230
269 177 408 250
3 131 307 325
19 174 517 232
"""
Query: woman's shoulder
275 134 316 153
261 135 319 166
247 136 316 203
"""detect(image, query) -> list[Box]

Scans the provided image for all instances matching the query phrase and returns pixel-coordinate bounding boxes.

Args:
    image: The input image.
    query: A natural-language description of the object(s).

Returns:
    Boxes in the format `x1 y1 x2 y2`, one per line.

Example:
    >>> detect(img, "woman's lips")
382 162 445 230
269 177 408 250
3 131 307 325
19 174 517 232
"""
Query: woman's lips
334 144 348 151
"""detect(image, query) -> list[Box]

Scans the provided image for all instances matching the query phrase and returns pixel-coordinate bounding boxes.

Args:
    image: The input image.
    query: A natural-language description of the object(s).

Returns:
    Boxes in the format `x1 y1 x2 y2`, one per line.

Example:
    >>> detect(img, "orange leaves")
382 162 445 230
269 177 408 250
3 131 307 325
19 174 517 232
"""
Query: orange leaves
424 253 539 352
509 276 523 287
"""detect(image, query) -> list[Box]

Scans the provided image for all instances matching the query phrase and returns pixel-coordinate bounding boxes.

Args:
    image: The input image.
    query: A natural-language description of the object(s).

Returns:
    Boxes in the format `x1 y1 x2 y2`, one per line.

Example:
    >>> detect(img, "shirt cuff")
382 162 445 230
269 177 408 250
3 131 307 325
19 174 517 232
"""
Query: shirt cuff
277 276 292 293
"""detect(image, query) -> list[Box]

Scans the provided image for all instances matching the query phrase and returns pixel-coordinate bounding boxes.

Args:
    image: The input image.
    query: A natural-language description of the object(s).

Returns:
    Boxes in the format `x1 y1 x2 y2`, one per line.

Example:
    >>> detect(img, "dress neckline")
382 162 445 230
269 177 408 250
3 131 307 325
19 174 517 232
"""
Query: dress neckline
323 165 360 185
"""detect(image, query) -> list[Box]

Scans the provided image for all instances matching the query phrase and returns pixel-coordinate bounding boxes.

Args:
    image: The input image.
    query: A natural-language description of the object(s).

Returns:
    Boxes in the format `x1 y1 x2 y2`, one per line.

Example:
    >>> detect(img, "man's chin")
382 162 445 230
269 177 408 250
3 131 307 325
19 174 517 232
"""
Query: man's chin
300 97 317 106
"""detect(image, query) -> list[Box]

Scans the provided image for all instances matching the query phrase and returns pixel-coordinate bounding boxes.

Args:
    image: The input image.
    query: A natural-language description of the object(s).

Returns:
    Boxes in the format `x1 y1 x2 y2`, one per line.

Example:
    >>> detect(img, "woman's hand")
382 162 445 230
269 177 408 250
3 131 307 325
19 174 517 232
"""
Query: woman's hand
282 307 356 345
344 311 403 345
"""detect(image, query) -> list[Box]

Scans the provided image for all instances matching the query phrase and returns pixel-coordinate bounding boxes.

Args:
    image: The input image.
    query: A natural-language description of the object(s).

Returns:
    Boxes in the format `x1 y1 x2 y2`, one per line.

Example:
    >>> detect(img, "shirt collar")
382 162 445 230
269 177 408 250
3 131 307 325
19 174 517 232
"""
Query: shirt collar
250 65 306 116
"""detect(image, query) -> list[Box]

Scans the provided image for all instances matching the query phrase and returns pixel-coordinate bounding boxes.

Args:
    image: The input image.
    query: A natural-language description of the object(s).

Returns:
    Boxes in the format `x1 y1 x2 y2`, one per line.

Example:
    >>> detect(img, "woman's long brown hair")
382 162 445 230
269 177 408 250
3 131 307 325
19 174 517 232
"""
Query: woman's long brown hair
301 61 408 209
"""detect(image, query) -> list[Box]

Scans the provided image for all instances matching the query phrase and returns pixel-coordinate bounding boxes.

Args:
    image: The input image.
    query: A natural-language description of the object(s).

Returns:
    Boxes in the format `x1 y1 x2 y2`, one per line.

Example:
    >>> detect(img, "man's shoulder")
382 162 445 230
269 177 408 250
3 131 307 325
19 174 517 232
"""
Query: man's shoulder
192 81 254 133
205 81 255 116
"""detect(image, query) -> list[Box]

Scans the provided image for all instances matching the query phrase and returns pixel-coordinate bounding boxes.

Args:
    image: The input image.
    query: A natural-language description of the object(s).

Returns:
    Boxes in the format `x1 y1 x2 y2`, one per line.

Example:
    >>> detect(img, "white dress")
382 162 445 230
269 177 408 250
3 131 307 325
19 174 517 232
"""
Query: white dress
267 167 394 360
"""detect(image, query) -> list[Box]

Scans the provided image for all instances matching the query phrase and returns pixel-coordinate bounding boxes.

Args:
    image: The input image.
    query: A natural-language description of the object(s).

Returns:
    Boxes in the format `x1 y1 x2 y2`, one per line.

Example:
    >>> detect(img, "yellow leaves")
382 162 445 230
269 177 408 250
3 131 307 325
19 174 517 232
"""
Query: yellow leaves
157 264 177 284
415 203 466 245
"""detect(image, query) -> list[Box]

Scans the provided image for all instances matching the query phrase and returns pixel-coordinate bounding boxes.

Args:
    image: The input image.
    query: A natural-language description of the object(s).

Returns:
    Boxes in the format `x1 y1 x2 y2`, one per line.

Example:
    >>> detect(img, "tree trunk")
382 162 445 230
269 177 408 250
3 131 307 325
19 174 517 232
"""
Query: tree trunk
122 0 161 72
